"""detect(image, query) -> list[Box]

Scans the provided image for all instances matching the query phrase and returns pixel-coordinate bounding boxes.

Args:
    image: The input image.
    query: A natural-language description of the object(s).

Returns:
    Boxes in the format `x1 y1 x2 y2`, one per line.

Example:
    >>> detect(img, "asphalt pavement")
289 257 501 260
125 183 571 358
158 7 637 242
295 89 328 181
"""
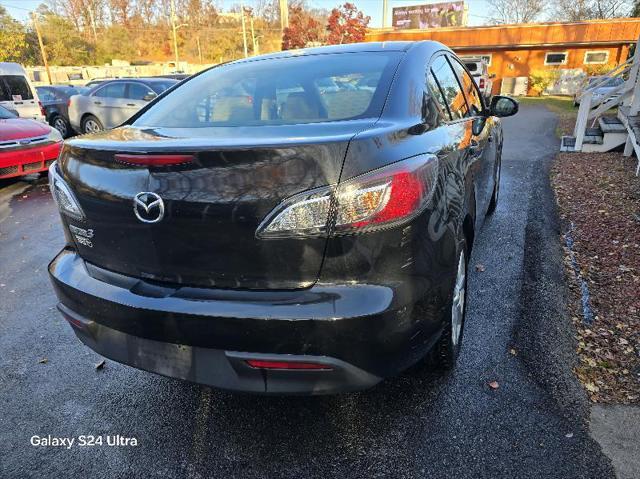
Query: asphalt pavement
0 105 617 478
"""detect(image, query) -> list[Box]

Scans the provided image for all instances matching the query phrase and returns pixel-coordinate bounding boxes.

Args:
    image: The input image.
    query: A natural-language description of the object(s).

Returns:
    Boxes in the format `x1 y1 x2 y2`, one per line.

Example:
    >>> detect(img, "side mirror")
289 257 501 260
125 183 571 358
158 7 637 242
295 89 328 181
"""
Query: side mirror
489 95 518 117
142 92 157 102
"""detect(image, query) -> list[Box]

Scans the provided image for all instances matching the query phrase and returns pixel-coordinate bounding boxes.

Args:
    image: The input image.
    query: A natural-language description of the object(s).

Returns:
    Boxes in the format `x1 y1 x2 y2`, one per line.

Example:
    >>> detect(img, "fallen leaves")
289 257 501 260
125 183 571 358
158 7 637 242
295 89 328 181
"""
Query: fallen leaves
38 358 48 364
475 263 486 272
488 380 499 390
95 359 106 370
552 152 640 405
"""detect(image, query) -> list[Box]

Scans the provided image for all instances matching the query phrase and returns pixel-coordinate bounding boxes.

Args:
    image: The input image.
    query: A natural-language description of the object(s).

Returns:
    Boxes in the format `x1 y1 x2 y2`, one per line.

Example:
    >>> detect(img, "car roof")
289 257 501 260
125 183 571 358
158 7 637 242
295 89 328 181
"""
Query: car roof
231 41 419 65
0 62 28 75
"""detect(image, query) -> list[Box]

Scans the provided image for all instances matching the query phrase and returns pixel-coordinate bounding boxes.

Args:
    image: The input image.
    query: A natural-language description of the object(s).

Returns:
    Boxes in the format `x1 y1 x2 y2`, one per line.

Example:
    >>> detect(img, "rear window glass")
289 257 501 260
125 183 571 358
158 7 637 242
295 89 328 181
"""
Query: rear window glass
134 52 401 127
95 82 126 99
0 75 34 101
430 55 468 120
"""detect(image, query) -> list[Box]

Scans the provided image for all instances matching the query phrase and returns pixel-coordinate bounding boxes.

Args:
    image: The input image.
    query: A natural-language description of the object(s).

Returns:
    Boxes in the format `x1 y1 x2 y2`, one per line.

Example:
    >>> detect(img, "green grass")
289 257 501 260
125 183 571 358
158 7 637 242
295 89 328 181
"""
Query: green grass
517 95 576 114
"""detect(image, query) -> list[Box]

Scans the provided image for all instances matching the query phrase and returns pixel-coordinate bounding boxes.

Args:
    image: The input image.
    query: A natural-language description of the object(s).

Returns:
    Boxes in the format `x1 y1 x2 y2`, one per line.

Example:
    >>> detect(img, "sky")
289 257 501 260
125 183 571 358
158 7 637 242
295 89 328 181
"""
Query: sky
0 0 492 26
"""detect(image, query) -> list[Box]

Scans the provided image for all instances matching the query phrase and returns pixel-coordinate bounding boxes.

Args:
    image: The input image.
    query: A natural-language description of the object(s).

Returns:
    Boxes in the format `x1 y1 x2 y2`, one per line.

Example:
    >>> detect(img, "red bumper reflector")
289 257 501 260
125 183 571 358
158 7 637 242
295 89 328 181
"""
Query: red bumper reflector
114 154 194 166
245 360 332 370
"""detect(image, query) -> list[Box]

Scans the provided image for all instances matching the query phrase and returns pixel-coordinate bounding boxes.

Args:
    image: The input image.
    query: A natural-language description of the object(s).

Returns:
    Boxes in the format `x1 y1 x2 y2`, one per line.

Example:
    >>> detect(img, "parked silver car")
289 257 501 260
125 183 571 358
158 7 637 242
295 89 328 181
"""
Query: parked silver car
573 76 624 106
68 78 177 134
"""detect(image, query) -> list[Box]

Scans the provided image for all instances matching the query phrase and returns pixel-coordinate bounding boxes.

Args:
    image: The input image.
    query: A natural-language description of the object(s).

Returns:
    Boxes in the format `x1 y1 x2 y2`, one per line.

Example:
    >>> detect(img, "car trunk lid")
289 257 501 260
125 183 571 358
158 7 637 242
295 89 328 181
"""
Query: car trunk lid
58 123 370 289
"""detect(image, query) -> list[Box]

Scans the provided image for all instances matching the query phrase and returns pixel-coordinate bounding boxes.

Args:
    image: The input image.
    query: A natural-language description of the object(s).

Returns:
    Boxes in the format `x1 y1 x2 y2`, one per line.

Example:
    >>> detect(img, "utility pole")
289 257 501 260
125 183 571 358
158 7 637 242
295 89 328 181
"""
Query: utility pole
31 13 52 85
240 2 248 58
87 5 98 43
249 13 256 55
169 0 180 70
196 36 203 63
279 0 288 34
382 0 389 28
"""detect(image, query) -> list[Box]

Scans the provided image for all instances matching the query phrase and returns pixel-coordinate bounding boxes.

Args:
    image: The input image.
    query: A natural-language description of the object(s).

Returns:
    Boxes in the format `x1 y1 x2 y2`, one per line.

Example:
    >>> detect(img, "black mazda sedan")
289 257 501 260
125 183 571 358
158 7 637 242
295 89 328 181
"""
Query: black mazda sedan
48 42 517 394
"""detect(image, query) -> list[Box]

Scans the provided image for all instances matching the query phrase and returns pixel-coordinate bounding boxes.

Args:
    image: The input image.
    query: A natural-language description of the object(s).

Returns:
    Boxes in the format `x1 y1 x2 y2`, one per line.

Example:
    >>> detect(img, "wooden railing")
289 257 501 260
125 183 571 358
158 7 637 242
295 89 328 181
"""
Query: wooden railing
573 39 640 151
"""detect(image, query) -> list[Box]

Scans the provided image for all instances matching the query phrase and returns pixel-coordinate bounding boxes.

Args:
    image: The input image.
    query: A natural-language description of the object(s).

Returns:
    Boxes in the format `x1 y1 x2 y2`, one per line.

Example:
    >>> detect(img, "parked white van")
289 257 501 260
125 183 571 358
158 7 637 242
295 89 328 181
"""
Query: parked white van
0 62 45 122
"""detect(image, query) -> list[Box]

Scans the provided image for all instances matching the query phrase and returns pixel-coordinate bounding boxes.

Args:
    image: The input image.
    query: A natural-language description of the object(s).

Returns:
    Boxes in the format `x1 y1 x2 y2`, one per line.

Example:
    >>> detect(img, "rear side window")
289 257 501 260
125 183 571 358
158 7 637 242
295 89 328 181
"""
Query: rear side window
0 75 34 101
95 83 126 99
449 56 483 115
134 52 402 127
429 55 468 120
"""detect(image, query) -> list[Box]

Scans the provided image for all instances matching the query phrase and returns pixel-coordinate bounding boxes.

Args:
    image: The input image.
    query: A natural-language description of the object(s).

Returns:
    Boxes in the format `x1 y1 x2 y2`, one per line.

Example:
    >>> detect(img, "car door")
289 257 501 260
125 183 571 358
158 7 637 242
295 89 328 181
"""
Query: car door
124 82 155 121
91 82 128 129
448 55 496 218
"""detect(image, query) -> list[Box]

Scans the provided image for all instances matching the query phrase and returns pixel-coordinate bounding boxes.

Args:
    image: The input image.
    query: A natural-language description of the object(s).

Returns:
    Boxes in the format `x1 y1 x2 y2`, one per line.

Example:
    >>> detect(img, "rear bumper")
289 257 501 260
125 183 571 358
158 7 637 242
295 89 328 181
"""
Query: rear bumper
49 249 443 394
0 142 61 179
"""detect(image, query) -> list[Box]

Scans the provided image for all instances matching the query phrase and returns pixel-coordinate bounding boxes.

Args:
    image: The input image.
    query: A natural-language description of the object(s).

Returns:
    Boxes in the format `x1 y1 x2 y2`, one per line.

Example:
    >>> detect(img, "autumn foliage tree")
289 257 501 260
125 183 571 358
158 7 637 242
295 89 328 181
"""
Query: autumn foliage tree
326 2 370 45
281 5 324 50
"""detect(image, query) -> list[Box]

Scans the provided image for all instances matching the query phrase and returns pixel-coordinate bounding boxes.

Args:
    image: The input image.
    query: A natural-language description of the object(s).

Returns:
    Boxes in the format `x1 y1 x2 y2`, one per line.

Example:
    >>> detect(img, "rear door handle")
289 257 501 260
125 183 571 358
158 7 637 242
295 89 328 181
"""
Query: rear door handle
94 101 102 105
126 103 136 106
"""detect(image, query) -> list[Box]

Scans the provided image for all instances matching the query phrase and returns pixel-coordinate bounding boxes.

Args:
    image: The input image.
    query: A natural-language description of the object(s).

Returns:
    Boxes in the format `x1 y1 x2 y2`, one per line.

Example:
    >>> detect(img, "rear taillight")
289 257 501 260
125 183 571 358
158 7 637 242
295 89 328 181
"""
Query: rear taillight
479 78 485 89
245 360 332 370
67 99 71 107
49 162 85 221
38 101 46 117
256 154 438 239
114 154 194 166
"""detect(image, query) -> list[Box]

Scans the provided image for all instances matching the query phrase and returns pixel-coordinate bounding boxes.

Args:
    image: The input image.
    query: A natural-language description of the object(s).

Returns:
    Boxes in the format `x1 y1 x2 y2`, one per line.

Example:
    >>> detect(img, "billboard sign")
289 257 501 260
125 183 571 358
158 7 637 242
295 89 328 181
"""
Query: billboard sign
392 2 466 29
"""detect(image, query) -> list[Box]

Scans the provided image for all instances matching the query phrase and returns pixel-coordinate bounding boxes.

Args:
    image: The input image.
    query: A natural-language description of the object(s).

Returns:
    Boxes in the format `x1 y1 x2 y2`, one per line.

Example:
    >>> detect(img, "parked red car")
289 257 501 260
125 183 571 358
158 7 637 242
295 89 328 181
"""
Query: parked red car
0 105 62 179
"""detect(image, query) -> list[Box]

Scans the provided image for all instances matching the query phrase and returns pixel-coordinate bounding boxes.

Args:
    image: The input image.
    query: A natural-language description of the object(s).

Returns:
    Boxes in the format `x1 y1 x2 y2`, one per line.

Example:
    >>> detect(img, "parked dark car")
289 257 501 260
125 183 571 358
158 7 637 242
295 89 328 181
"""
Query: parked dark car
36 85 89 138
48 42 518 395
68 78 178 133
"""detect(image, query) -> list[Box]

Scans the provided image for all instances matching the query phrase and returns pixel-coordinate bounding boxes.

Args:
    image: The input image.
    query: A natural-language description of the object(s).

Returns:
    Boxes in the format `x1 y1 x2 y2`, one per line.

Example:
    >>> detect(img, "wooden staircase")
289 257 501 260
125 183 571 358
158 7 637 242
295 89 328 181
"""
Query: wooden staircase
562 39 640 175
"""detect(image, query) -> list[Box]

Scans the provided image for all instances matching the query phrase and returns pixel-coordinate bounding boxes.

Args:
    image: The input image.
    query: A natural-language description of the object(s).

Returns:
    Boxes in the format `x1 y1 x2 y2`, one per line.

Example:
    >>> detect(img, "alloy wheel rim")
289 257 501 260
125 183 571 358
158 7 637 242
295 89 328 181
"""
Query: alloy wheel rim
451 251 466 347
54 118 67 136
85 120 101 133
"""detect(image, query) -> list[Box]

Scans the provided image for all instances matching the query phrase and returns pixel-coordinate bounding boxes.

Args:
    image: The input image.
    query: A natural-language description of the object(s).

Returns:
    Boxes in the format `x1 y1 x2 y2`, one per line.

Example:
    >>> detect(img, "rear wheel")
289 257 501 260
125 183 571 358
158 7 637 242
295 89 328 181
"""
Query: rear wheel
82 115 103 134
487 153 501 215
51 115 70 138
431 244 467 369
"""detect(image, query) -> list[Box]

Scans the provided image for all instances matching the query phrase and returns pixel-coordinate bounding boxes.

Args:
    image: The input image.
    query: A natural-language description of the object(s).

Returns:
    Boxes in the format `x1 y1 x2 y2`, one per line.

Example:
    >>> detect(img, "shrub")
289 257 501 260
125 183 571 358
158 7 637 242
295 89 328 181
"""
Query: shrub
529 69 560 95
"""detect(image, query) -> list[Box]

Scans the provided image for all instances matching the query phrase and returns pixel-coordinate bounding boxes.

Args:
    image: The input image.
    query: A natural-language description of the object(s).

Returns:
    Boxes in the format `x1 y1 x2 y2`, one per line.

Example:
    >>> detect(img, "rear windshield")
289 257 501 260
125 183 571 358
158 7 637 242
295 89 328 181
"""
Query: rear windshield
0 75 34 101
134 52 401 127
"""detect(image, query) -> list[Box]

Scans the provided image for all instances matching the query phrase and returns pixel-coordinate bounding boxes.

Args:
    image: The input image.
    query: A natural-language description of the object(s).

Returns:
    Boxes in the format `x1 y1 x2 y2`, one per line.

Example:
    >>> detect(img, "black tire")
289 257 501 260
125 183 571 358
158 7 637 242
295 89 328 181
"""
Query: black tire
487 154 501 215
51 114 70 138
430 241 468 370
81 114 104 134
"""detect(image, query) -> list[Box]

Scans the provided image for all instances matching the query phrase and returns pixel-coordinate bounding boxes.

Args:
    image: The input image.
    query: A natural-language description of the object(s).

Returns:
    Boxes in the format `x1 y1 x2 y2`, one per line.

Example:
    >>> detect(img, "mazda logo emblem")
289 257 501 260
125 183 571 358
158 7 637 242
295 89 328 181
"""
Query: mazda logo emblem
133 192 165 224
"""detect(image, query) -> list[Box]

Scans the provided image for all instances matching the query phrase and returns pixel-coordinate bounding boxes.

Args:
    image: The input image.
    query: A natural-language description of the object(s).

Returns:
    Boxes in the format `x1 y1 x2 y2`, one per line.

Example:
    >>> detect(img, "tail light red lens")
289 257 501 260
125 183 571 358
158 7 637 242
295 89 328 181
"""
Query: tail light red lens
256 154 438 239
38 101 46 117
246 360 332 370
479 78 485 89
114 154 194 166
